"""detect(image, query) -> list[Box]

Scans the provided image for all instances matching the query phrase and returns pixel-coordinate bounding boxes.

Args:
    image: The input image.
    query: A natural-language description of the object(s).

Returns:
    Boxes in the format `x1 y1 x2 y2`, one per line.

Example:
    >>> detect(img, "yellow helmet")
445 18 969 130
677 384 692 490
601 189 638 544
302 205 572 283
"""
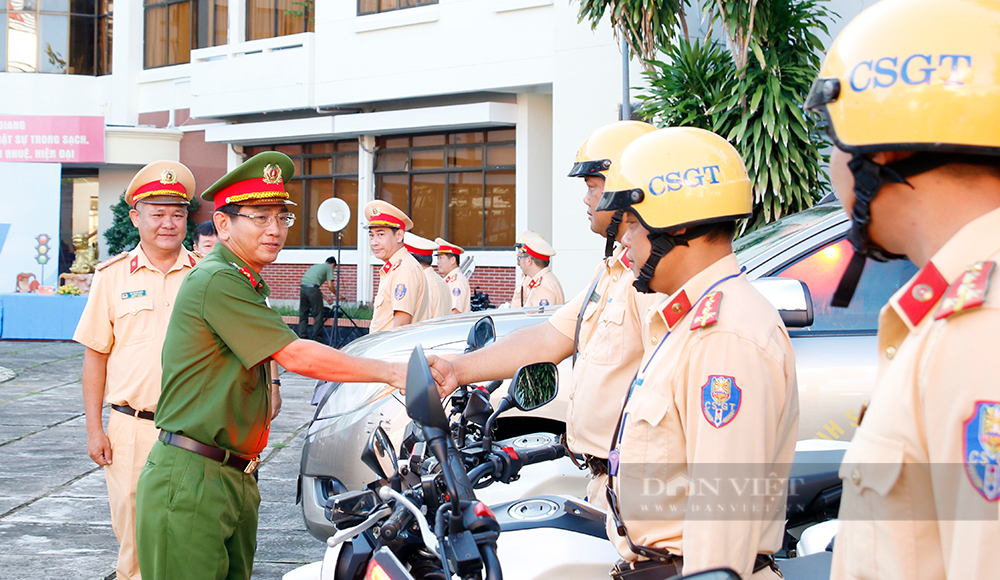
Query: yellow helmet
805 0 1000 155
568 121 657 178
596 127 752 232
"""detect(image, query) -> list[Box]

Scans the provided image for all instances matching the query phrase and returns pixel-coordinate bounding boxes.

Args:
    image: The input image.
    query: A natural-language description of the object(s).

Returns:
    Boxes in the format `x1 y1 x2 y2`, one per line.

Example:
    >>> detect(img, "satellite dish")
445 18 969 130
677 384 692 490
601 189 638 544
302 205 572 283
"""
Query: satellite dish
317 198 351 232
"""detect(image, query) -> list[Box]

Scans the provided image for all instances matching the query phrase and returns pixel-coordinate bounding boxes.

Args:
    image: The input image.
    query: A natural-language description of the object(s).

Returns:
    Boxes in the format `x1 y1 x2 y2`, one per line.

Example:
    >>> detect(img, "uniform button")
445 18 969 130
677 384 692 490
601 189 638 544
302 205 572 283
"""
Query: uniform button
651 336 658 345
885 346 896 360
580 353 587 360
851 468 861 486
612 276 618 282
671 303 683 314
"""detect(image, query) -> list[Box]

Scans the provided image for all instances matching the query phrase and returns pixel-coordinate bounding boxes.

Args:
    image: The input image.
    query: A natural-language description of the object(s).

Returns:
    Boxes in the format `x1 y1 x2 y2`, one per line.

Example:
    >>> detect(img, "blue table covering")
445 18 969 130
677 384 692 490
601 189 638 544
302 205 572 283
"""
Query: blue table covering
0 293 88 340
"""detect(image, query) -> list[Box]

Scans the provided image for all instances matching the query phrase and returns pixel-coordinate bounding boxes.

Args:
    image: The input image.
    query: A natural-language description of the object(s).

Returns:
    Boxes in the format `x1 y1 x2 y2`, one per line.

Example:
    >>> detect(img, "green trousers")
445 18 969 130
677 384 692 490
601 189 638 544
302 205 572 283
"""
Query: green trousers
136 440 260 580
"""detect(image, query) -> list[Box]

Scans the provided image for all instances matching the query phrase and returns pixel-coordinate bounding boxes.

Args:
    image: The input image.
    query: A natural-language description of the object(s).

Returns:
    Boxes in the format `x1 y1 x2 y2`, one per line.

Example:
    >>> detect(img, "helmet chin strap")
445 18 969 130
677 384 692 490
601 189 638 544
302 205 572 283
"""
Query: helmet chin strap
633 224 716 294
605 209 624 258
832 152 969 307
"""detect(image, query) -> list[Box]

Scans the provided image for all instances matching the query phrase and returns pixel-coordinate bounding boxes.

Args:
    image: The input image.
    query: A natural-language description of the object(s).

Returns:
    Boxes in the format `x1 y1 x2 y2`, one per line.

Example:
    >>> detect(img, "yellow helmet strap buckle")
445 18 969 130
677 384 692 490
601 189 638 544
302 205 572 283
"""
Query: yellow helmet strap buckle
605 209 624 258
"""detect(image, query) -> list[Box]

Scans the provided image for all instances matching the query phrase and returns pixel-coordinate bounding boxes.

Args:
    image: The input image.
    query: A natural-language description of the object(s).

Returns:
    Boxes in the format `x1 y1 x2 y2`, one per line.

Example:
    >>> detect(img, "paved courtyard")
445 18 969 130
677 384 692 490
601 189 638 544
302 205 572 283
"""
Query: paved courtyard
0 340 327 579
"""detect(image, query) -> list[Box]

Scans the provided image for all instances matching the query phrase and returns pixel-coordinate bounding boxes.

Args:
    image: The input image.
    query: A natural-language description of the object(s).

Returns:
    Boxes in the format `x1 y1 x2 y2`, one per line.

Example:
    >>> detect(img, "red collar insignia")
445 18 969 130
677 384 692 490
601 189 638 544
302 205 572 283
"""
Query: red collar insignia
620 253 631 269
935 261 995 320
691 291 723 330
528 276 541 289
188 254 197 267
381 262 392 275
896 261 948 327
661 290 692 330
446 271 457 283
230 262 258 287
129 255 139 274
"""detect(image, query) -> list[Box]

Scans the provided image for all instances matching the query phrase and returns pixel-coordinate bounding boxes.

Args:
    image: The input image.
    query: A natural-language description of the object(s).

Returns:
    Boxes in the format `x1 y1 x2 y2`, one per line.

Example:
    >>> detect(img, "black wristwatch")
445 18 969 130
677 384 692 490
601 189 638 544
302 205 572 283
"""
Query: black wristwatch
271 379 281 386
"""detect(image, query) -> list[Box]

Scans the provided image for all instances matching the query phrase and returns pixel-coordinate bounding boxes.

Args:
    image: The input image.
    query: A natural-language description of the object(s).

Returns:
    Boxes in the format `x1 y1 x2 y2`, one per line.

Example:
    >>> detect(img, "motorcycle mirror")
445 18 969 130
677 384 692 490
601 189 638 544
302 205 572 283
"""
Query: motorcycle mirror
509 362 559 411
465 316 496 352
753 277 814 329
405 345 449 431
324 489 379 525
361 425 398 481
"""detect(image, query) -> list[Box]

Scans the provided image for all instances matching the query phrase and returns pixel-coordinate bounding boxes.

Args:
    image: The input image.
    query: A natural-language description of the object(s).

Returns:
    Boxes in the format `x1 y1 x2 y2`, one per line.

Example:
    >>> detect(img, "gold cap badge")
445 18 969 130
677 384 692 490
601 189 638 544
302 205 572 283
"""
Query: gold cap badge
160 169 178 185
262 164 283 185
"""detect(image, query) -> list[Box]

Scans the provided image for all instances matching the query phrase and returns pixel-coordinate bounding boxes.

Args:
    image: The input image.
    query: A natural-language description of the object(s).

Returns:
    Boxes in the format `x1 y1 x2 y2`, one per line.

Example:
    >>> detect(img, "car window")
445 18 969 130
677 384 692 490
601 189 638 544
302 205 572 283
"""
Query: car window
734 204 844 265
775 238 919 334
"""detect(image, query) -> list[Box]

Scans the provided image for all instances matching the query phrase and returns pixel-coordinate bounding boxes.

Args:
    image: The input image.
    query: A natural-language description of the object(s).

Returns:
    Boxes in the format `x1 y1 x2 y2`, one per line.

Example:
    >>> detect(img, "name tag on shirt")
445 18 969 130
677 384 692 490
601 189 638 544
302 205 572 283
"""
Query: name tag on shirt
121 290 147 300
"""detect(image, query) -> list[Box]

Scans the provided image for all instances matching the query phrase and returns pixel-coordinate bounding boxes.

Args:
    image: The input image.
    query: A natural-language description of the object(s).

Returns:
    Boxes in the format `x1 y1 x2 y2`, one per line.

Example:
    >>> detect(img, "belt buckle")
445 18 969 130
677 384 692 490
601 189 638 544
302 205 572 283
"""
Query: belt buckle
244 456 261 474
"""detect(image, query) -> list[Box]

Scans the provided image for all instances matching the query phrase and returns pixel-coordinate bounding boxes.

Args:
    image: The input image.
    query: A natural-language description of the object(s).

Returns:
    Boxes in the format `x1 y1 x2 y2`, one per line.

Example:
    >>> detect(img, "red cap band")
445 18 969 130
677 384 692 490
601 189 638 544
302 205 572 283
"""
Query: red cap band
437 244 462 255
131 179 187 205
214 178 289 211
523 245 547 261
368 213 406 230
405 245 434 256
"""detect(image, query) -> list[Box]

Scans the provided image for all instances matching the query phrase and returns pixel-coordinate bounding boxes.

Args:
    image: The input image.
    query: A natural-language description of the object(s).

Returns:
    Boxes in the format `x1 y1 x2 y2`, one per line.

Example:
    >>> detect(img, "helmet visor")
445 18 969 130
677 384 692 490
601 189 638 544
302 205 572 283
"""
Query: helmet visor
595 188 645 213
568 159 612 178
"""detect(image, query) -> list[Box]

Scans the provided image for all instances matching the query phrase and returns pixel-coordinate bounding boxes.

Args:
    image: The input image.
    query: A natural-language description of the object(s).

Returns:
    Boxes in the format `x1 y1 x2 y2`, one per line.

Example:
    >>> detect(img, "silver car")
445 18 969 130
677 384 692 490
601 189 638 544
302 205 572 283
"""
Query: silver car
297 201 917 541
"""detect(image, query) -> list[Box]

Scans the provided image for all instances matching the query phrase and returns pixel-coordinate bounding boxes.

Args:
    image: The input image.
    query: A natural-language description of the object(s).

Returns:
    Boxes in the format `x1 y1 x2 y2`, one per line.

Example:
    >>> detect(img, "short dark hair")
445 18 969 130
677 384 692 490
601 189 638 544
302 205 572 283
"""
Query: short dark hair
704 220 738 244
531 256 550 269
217 203 241 215
193 220 217 244
413 253 433 266
325 256 337 265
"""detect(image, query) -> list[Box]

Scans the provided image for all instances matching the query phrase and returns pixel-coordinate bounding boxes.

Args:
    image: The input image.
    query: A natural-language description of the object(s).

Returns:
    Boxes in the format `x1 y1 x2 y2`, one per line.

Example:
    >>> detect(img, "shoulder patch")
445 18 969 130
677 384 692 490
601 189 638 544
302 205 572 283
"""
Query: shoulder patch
935 261 995 320
691 291 723 330
539 299 550 306
963 400 1000 501
95 251 129 272
702 375 741 428
394 283 407 300
452 287 461 296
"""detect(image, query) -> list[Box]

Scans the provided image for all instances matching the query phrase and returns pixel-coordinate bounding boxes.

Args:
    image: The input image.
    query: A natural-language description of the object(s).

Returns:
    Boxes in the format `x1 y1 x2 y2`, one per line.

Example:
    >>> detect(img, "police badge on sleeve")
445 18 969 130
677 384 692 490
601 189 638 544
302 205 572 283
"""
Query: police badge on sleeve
701 375 741 428
964 401 1000 501
394 284 407 300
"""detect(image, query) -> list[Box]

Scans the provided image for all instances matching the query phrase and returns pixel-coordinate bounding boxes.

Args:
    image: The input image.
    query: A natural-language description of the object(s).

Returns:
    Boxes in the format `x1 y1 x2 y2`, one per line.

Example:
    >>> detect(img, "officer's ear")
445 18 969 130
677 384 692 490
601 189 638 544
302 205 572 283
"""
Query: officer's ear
213 211 232 242
129 207 140 228
395 228 405 244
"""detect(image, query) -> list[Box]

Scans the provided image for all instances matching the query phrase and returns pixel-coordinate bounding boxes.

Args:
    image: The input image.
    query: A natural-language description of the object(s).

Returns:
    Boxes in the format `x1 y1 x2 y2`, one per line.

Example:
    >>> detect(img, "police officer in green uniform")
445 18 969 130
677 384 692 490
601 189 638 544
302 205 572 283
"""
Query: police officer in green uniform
134 152 439 580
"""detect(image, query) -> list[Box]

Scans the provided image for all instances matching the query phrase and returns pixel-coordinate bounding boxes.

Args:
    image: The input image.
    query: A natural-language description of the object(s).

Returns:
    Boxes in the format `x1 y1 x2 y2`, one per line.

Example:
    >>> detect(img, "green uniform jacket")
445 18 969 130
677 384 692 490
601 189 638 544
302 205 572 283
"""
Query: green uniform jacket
155 243 298 457
301 262 335 286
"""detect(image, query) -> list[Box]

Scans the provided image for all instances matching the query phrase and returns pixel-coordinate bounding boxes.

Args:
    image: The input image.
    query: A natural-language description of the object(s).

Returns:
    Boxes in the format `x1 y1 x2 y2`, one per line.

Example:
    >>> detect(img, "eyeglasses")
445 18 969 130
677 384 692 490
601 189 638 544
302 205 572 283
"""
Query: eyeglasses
605 482 677 564
516 253 529 262
224 211 295 228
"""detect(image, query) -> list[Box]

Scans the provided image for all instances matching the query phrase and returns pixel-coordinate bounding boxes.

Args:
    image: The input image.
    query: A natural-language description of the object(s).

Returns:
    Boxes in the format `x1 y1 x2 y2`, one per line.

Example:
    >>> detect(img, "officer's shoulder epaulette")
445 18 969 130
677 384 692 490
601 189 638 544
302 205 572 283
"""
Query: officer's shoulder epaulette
95 251 129 272
690 290 723 330
191 248 204 259
934 261 995 320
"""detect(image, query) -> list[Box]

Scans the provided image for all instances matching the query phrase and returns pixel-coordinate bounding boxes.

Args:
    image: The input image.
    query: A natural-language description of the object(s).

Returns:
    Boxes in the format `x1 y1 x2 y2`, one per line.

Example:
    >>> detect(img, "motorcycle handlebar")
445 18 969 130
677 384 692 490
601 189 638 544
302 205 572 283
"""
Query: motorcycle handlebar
484 380 503 394
480 543 503 580
519 443 565 466
380 499 414 542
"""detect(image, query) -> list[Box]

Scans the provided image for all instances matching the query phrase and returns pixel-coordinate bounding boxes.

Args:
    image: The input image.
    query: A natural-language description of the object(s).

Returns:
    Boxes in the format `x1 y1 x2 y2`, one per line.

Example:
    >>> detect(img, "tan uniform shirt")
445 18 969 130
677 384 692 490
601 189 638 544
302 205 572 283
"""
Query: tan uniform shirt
511 266 565 308
73 244 199 411
370 247 429 333
445 269 471 314
607 254 799 577
423 266 453 319
832 207 1000 580
548 245 659 457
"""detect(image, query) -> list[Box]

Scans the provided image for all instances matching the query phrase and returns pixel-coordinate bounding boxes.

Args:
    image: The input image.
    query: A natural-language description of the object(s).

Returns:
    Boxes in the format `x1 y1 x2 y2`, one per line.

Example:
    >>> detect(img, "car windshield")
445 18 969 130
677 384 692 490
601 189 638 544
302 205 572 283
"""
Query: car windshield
734 203 843 265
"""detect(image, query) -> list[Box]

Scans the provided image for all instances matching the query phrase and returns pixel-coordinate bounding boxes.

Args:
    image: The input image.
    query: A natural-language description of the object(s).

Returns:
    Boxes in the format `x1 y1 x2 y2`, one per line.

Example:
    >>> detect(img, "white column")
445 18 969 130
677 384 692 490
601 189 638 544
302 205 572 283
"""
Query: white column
230 0 246 44
515 93 553 241
356 135 376 303
110 0 143 125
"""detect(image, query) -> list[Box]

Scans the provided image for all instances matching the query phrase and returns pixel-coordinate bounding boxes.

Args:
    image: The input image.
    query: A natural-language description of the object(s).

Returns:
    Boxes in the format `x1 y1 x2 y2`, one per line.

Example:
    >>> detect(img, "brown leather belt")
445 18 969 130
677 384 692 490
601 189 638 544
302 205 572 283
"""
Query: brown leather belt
584 454 608 476
610 554 778 580
111 404 154 421
159 431 260 474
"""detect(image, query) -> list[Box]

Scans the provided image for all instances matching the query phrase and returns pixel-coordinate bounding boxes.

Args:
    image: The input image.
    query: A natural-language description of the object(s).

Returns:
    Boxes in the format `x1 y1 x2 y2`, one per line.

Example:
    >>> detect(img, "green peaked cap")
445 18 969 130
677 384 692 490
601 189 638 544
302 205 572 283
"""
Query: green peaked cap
201 151 297 209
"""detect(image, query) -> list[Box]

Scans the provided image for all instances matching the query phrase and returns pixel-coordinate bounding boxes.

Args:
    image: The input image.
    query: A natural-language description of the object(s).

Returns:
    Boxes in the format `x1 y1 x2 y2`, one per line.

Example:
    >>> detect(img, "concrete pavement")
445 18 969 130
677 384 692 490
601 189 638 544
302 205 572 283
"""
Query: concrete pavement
0 340 326 579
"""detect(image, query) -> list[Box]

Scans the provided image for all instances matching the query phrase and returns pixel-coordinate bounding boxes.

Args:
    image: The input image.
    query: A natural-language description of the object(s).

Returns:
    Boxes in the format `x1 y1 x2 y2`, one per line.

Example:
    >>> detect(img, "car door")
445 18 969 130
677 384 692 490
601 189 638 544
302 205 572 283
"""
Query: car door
756 235 918 441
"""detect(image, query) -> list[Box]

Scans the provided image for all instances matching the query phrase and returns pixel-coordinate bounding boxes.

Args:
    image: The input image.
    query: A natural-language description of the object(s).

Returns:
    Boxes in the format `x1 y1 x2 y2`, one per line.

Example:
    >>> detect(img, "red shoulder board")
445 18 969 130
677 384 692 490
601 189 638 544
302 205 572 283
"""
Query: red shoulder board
391 260 402 272
691 290 723 330
94 251 129 272
129 255 140 274
935 261 995 320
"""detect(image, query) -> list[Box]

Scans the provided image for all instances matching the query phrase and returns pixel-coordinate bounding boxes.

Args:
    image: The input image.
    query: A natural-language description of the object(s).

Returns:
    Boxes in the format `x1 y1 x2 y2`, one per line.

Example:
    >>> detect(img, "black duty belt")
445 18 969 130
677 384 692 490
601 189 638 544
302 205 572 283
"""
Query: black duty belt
611 554 778 580
111 404 154 421
159 431 260 474
301 284 319 288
